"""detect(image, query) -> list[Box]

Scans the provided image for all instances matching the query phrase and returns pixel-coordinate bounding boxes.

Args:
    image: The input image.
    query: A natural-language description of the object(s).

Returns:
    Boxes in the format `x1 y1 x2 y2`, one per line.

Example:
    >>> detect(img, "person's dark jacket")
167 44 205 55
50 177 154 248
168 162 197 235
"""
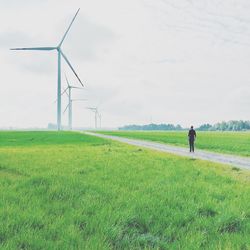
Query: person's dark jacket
188 129 196 141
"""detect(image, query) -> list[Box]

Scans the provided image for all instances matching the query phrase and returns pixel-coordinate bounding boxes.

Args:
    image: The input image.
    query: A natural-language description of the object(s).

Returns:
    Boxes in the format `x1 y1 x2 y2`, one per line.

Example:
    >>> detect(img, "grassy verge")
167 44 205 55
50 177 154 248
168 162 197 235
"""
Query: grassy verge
0 131 249 249
98 131 250 157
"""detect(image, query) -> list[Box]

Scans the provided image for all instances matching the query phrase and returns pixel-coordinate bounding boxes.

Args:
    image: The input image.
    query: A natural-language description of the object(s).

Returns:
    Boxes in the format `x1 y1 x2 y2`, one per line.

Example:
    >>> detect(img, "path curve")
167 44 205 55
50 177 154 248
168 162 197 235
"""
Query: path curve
85 132 250 170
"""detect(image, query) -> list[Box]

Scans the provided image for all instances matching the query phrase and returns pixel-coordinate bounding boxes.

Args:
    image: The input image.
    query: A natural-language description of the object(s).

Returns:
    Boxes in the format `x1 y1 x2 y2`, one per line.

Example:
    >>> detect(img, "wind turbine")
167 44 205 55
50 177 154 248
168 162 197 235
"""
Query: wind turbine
61 75 84 130
86 107 101 129
63 98 87 130
11 8 83 131
99 113 102 128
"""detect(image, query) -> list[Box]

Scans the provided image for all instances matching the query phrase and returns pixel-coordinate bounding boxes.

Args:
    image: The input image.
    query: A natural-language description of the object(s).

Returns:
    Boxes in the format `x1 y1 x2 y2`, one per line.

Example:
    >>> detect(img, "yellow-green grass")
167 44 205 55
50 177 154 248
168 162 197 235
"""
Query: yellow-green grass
0 131 250 249
98 131 250 157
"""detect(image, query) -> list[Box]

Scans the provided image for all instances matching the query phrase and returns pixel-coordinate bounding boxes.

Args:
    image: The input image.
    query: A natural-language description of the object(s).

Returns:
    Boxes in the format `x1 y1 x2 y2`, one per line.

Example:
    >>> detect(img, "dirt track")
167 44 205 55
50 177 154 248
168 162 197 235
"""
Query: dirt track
85 132 250 170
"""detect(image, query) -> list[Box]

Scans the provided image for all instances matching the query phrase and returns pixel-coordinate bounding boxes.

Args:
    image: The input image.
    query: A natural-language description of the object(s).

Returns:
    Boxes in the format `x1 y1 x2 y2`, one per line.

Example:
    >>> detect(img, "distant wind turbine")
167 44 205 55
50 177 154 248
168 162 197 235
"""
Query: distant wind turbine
99 113 102 128
63 98 87 130
11 8 83 131
86 107 101 129
61 75 84 130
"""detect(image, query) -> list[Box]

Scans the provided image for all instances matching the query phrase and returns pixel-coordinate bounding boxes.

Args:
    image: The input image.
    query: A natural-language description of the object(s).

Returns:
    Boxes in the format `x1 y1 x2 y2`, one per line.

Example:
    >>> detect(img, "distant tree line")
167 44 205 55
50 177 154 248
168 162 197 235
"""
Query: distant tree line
197 120 250 131
119 123 182 131
119 120 250 131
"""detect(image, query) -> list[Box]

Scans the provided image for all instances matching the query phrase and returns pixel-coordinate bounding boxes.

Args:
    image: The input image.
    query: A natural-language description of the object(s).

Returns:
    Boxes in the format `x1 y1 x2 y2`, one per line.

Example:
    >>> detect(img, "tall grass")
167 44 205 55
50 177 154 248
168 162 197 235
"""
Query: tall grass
0 131 249 249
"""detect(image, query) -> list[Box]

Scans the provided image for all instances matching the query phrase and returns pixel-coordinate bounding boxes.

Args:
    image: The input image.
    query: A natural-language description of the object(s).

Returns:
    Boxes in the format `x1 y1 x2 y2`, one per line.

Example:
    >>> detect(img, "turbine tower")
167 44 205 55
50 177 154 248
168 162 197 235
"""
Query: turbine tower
11 9 83 131
99 113 102 128
86 107 101 129
61 75 84 130
63 98 87 130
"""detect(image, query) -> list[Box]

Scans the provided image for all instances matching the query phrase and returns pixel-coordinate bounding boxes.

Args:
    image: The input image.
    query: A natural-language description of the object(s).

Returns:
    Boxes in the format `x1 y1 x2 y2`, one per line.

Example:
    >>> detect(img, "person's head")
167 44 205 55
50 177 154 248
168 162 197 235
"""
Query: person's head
191 125 193 129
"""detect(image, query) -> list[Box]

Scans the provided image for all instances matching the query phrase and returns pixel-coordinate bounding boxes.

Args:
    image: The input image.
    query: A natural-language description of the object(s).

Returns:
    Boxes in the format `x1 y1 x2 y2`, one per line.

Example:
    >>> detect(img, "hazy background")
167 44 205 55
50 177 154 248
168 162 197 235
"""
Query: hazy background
0 0 250 129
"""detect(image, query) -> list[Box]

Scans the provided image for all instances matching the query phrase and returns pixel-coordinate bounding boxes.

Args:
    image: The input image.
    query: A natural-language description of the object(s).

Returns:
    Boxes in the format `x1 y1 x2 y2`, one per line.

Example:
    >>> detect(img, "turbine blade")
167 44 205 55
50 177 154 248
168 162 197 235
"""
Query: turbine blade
61 50 83 87
10 47 56 51
53 87 69 103
86 107 96 112
65 74 70 87
59 8 80 47
61 87 69 96
71 86 83 89
63 104 70 114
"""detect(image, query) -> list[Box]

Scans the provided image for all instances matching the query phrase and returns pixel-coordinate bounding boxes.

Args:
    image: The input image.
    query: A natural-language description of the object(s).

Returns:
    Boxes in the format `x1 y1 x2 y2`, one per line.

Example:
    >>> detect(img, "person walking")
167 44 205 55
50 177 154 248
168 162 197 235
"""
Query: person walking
188 126 196 152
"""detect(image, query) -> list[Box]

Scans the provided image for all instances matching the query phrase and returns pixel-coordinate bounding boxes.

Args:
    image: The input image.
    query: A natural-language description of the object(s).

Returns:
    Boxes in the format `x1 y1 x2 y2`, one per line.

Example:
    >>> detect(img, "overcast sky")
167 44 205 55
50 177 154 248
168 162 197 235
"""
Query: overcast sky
0 0 250 129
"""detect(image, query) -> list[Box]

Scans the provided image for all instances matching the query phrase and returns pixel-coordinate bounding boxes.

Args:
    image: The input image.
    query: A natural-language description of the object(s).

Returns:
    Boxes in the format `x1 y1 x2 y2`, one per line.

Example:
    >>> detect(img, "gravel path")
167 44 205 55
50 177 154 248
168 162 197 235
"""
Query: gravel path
85 132 250 170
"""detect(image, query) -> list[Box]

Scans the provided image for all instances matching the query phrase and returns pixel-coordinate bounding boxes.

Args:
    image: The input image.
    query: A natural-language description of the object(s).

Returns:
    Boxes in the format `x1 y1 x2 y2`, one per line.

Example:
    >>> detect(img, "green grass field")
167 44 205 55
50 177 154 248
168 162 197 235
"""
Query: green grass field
0 131 250 249
99 131 250 157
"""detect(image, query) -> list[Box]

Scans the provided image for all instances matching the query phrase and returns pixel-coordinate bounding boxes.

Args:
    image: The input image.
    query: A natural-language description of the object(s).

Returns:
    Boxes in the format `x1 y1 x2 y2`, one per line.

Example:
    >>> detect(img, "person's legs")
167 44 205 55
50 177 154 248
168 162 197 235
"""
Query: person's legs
189 140 194 152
